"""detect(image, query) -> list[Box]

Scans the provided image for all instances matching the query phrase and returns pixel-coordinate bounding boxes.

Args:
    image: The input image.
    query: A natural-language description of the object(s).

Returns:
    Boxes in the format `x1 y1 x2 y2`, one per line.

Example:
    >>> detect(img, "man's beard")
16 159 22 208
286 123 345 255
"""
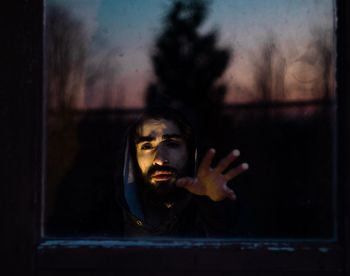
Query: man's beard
143 164 179 196
140 164 190 207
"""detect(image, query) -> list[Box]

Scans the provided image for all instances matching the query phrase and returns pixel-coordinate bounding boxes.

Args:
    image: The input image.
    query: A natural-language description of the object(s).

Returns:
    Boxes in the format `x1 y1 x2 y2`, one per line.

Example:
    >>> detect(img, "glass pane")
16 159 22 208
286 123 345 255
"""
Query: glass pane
44 0 336 239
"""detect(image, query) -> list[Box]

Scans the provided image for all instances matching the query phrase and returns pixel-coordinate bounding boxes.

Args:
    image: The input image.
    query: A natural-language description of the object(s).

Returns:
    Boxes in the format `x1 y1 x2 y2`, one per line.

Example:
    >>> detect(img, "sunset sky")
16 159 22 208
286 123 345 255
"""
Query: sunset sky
47 0 335 109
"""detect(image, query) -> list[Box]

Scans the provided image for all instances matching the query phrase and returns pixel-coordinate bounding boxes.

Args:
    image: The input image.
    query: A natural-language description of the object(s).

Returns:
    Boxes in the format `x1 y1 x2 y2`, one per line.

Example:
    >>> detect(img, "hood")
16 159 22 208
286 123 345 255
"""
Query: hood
118 116 197 220
121 136 145 220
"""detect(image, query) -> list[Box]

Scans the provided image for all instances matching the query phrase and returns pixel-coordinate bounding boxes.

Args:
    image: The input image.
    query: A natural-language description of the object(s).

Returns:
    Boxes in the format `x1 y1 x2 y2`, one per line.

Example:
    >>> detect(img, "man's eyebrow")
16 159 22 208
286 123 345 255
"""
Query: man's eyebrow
135 136 155 144
163 134 183 140
135 134 183 144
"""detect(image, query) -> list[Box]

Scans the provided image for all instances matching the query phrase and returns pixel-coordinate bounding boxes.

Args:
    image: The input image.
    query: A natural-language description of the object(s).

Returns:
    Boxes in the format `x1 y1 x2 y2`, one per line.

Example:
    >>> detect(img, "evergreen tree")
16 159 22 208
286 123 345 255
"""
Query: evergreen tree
146 0 231 114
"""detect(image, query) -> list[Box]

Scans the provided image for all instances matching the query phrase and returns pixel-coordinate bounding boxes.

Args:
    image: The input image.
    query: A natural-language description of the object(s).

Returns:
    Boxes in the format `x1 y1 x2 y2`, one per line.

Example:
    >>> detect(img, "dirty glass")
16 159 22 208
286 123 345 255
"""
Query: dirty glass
44 0 337 239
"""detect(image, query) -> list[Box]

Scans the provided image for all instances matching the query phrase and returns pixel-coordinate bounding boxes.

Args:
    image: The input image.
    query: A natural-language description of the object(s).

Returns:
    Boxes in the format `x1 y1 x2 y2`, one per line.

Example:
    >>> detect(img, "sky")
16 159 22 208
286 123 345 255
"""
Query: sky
47 0 335 109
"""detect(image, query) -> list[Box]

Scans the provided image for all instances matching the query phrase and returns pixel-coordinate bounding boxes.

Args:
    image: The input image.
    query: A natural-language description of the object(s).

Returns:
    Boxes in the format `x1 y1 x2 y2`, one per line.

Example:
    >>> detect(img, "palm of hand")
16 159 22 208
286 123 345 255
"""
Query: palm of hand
176 149 248 202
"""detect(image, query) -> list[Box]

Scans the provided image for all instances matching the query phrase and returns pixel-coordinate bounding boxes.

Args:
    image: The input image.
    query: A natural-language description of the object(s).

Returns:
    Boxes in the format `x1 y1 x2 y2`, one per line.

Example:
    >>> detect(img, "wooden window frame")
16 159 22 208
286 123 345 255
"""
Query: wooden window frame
3 1 350 275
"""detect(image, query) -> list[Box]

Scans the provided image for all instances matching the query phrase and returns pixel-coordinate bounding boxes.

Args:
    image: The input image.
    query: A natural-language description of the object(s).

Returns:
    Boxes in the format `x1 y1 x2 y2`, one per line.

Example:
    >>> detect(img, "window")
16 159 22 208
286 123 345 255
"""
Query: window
4 0 350 275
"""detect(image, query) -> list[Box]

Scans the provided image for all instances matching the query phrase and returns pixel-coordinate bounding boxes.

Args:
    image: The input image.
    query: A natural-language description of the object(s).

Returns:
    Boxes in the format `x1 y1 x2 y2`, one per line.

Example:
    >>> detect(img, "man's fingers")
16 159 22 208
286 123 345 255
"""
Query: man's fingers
198 148 216 171
224 163 249 181
214 149 240 174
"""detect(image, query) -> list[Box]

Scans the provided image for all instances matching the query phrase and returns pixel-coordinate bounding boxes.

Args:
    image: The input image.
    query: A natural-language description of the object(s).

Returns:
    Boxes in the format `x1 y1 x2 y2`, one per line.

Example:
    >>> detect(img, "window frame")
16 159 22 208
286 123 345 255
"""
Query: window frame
3 0 350 275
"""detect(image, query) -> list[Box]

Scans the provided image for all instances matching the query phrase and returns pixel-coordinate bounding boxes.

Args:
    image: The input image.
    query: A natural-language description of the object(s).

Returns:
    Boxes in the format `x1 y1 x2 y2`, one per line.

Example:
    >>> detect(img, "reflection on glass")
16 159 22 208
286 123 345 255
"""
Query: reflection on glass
45 0 336 239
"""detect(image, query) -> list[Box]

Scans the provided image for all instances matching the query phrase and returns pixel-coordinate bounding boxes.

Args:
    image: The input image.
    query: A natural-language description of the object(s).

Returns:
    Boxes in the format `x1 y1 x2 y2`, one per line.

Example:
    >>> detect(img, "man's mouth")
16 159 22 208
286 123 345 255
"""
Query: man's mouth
151 171 175 181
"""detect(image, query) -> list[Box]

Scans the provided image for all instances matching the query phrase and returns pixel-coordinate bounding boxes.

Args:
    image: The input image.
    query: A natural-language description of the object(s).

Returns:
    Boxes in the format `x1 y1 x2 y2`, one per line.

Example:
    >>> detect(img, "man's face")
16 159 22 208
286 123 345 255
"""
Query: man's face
135 119 189 192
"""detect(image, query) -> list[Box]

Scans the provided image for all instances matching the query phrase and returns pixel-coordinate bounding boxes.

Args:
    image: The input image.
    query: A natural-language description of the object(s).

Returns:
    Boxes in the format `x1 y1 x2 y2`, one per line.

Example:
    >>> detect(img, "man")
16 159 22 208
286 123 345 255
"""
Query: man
119 108 248 237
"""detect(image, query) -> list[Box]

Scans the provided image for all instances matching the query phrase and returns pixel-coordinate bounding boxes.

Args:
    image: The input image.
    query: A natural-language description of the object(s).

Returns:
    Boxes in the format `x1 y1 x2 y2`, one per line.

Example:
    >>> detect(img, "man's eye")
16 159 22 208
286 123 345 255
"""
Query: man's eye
140 143 154 150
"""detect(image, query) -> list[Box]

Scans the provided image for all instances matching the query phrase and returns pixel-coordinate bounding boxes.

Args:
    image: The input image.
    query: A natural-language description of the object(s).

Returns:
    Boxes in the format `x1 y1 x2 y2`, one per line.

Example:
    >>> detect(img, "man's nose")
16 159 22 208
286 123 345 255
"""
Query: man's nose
153 148 169 166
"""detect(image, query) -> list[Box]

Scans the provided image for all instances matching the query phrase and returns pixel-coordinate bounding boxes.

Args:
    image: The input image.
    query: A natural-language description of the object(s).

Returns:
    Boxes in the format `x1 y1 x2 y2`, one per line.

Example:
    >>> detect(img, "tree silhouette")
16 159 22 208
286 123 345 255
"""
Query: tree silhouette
146 0 231 117
309 26 335 100
46 4 86 111
250 32 286 103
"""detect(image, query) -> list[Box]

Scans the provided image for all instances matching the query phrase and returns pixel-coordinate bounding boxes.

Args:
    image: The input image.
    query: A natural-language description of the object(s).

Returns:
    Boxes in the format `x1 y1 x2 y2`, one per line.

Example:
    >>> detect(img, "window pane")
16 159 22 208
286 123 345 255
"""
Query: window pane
44 0 336 239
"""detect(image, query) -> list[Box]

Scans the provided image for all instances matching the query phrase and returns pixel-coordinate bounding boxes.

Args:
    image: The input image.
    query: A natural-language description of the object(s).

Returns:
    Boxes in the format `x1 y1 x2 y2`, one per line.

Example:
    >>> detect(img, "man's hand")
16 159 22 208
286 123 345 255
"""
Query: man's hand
176 149 249 201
